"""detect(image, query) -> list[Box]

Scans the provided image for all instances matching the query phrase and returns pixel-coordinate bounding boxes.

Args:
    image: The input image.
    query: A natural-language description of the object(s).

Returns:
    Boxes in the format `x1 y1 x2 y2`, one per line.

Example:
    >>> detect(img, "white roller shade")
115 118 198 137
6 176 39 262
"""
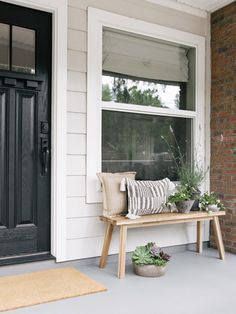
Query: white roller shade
103 29 189 82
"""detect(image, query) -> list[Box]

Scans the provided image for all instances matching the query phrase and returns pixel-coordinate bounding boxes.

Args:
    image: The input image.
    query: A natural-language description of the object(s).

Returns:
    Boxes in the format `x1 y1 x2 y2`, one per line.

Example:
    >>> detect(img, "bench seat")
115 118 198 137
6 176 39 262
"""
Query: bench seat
99 211 226 278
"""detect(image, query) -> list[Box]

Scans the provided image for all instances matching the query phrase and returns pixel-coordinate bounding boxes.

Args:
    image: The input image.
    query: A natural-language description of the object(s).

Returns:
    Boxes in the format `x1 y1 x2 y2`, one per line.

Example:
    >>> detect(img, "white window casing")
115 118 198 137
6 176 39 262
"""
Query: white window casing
87 7 205 204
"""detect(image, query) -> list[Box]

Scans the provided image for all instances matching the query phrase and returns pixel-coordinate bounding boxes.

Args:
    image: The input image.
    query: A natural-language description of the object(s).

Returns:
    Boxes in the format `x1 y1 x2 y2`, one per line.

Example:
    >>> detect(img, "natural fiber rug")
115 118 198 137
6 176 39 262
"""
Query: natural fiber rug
0 267 107 312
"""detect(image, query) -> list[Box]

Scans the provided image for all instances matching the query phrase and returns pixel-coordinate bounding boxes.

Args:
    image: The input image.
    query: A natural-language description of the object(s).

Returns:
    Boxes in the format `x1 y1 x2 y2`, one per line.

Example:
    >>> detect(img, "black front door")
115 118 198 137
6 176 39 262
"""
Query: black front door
0 2 51 258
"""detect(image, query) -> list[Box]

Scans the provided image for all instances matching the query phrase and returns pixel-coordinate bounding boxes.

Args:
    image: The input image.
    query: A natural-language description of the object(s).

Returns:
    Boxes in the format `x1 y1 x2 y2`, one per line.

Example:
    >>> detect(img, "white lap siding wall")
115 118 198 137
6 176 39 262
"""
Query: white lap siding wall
66 0 208 261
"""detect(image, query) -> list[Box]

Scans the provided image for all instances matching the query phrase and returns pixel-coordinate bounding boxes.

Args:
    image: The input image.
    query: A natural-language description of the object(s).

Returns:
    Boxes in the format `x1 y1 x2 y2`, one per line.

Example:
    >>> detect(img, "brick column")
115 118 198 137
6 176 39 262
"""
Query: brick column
211 2 236 253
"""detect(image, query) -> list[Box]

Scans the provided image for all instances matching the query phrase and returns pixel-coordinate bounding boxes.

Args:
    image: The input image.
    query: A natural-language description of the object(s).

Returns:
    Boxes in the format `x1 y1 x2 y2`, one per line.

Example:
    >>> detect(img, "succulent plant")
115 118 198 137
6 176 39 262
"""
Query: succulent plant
149 243 161 257
159 251 171 262
132 242 171 266
132 246 153 265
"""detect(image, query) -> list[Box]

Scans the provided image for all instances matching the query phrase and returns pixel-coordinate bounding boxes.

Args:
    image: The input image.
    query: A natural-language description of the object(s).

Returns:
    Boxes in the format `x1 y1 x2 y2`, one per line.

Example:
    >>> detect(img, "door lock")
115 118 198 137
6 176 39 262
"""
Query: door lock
41 121 49 134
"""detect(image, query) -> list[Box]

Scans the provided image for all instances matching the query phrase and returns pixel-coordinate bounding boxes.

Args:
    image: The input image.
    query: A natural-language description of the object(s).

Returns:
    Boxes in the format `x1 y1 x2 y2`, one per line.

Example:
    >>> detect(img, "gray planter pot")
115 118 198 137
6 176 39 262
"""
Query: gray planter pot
176 200 195 213
133 264 166 277
207 204 220 212
191 191 201 211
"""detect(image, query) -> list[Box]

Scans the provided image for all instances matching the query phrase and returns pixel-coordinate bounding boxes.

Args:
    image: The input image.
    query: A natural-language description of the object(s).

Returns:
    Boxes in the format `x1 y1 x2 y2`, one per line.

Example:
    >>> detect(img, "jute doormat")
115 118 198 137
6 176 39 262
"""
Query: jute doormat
0 267 107 312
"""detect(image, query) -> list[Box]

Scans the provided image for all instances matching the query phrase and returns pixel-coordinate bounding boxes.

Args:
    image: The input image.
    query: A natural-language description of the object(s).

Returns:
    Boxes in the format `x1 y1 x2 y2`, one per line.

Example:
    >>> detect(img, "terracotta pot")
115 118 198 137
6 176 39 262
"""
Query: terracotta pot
133 264 166 277
176 200 195 213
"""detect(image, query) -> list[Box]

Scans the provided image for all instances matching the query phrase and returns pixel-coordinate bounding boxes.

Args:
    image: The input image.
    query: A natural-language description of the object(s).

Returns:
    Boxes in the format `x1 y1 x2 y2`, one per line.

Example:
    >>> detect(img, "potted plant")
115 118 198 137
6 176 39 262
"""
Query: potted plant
132 242 171 277
161 126 208 210
167 185 194 213
177 162 205 210
199 192 225 212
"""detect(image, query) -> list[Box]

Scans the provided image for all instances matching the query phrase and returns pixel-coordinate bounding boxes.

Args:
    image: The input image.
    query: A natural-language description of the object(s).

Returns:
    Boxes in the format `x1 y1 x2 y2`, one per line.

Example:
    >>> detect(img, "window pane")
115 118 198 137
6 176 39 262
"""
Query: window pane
102 75 184 110
12 26 35 74
0 23 10 70
102 27 195 110
102 110 192 181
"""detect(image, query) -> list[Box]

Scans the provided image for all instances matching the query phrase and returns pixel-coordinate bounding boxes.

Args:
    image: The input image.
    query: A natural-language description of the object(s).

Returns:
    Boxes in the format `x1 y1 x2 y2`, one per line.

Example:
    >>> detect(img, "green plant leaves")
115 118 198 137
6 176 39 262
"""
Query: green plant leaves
132 246 153 265
199 192 225 211
132 243 170 266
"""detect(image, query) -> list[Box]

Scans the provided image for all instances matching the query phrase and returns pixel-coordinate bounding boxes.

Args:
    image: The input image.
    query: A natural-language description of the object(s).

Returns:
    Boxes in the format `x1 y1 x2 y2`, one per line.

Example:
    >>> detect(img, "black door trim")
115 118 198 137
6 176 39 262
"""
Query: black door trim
0 1 52 259
0 253 55 266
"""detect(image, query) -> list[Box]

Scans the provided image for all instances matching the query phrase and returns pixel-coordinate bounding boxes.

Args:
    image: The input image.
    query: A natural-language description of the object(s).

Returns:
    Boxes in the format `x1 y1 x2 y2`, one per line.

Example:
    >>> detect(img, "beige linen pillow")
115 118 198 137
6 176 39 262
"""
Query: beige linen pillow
97 172 136 216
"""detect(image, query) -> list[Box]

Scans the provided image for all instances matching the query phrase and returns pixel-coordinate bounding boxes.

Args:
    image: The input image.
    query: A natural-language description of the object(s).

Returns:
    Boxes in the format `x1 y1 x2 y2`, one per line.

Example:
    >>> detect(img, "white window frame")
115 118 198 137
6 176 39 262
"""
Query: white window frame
5 0 67 261
87 8 205 203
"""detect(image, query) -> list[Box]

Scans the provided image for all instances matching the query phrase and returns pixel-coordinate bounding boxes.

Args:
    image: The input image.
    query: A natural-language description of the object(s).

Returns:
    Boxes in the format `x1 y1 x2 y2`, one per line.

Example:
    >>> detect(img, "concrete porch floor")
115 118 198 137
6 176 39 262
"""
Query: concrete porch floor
1 248 236 314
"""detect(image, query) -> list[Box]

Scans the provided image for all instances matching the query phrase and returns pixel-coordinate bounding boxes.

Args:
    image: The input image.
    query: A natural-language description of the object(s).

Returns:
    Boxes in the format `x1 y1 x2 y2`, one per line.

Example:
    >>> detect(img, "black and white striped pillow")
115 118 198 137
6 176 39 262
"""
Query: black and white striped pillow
125 178 174 216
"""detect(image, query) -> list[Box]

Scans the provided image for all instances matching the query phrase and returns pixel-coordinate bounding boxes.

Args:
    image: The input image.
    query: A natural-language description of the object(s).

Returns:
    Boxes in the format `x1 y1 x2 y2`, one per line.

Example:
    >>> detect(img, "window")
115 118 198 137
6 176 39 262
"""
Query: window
102 111 192 181
0 23 35 74
102 28 195 111
102 74 184 110
87 8 205 203
0 23 10 70
101 28 196 181
12 26 36 74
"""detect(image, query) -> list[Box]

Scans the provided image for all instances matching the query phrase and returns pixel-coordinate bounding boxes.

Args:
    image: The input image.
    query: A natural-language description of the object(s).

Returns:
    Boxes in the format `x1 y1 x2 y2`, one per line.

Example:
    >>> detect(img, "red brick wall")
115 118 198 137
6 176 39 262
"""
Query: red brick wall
211 2 236 253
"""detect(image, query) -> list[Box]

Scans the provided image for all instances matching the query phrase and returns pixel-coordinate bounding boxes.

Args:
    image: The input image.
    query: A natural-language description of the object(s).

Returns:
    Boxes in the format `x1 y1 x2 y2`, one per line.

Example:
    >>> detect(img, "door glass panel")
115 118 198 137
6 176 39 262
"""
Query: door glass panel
0 23 10 70
12 26 35 74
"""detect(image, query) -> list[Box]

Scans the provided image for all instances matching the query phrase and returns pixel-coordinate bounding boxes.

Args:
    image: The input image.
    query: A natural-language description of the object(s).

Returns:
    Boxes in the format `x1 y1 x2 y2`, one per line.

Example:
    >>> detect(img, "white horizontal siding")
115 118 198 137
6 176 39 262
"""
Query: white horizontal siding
67 155 86 175
67 71 86 92
67 176 86 197
68 50 87 73
65 2 208 261
68 0 89 10
67 217 105 239
67 0 206 36
66 223 206 260
68 6 87 31
67 197 102 218
67 134 86 155
68 29 87 52
67 217 202 240
67 113 86 134
67 236 104 260
67 91 86 113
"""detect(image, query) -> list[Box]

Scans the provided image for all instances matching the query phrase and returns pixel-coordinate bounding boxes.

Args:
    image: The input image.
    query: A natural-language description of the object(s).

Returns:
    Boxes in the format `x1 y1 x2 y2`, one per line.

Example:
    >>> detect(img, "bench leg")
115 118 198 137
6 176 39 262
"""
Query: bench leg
118 226 127 279
197 220 203 253
99 222 114 268
212 216 225 260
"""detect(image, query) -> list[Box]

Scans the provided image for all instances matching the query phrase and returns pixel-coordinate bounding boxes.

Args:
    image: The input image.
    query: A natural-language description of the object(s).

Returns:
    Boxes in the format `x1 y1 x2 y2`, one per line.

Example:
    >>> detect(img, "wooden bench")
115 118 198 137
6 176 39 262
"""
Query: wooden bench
99 211 226 278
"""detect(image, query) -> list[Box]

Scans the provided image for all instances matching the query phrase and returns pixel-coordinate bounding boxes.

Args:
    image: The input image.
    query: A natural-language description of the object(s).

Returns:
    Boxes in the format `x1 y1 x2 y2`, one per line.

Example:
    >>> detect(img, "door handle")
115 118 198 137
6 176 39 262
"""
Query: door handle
40 126 50 175
42 147 50 175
